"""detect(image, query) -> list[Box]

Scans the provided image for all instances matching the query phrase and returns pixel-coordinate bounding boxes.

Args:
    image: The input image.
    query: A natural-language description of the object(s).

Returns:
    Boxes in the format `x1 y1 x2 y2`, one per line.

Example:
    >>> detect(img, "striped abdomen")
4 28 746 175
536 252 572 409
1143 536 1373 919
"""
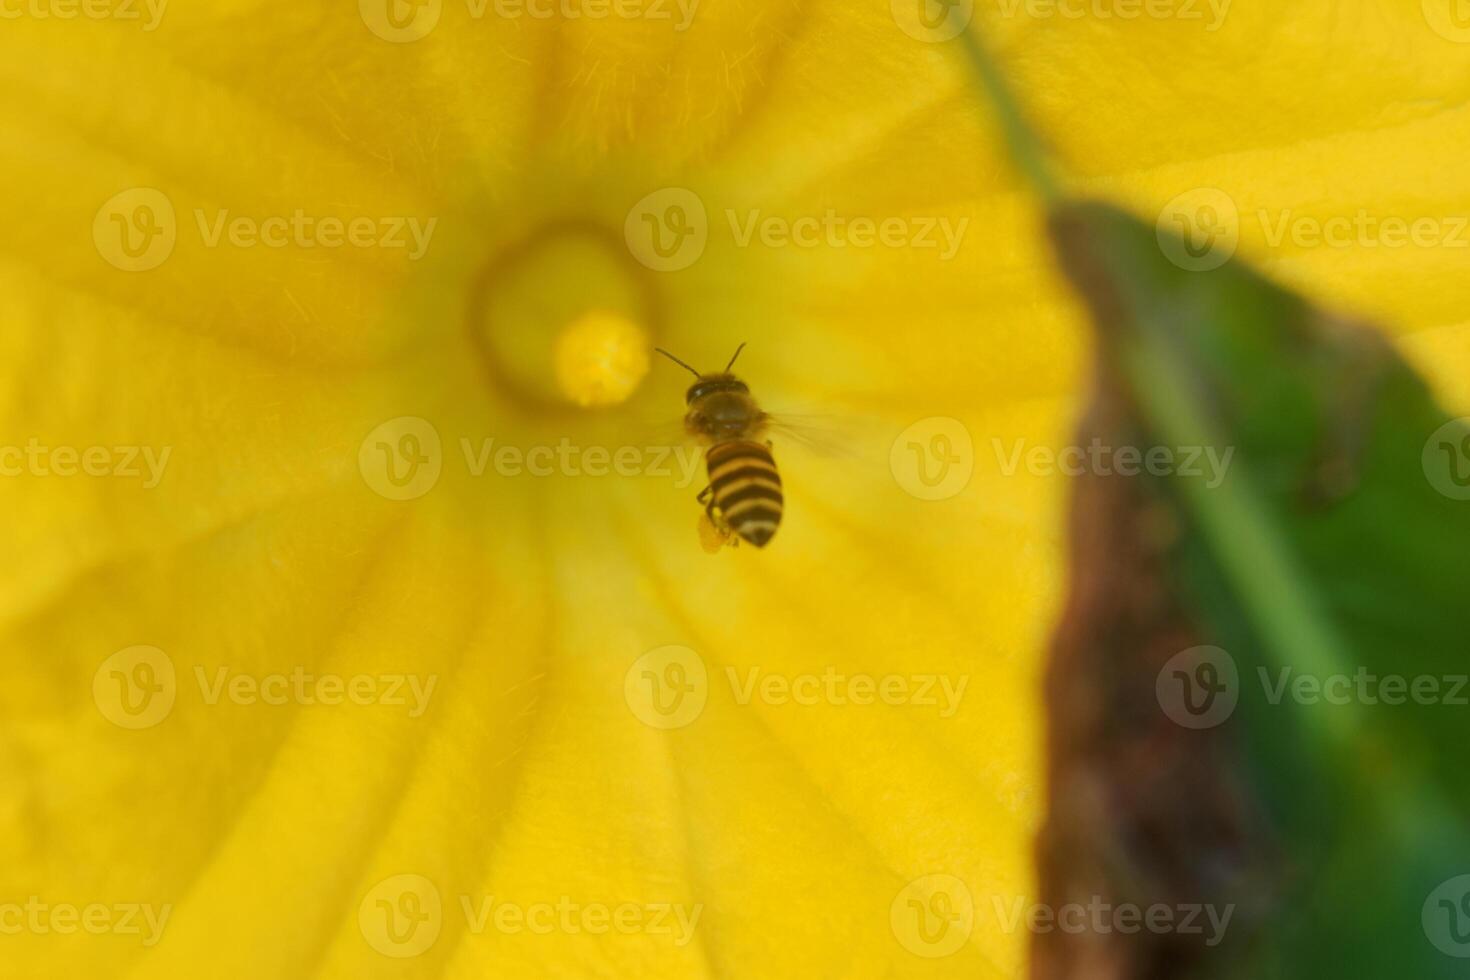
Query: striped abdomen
707 439 782 548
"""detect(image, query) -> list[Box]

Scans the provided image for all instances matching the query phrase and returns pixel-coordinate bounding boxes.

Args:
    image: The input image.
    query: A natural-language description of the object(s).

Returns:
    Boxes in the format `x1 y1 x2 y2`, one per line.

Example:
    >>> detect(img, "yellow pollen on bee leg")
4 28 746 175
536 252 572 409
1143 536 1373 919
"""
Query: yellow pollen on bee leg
554 311 652 408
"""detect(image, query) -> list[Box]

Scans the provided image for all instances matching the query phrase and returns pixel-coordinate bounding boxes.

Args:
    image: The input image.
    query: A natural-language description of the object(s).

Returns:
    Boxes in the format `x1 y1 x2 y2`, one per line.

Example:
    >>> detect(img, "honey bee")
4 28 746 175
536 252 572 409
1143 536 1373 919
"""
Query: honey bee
655 343 783 551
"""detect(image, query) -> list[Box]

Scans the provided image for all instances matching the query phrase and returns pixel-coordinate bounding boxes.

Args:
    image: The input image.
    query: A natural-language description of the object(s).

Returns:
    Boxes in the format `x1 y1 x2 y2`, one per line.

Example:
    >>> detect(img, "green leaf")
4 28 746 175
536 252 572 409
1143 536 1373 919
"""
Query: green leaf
1050 200 1470 979
957 25 1470 980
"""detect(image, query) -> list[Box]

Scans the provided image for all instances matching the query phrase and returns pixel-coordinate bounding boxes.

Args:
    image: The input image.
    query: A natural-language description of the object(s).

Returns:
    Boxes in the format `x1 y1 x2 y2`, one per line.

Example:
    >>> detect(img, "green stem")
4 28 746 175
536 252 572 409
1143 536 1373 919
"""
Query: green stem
1119 306 1460 851
955 26 1062 203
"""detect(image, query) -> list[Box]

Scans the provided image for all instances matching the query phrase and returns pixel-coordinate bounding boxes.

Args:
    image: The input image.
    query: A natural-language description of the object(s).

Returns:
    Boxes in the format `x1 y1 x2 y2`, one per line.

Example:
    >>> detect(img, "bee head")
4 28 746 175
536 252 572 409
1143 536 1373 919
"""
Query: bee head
684 373 749 406
685 374 760 441
655 344 762 442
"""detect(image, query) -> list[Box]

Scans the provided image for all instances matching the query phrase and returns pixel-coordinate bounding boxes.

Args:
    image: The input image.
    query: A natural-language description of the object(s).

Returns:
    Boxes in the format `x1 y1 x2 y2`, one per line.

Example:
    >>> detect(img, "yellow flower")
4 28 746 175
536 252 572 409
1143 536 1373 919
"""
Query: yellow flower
1 2 1468 978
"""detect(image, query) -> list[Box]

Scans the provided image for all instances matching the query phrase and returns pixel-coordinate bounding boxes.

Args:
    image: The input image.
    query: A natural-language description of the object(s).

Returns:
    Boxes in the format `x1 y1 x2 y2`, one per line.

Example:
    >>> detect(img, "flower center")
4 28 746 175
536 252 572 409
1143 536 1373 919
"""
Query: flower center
469 219 661 414
554 310 651 407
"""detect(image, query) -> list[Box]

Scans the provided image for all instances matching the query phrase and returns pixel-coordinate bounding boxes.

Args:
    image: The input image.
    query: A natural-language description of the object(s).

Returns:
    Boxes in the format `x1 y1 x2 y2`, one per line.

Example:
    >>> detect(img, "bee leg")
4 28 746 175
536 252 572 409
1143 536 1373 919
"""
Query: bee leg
695 483 717 520
697 485 719 523
718 508 740 548
697 485 740 549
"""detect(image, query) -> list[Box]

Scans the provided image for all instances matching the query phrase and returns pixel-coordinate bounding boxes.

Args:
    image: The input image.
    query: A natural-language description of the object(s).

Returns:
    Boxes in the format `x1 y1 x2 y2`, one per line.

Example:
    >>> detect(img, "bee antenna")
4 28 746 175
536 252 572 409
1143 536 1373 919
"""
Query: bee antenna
654 347 701 379
724 342 747 373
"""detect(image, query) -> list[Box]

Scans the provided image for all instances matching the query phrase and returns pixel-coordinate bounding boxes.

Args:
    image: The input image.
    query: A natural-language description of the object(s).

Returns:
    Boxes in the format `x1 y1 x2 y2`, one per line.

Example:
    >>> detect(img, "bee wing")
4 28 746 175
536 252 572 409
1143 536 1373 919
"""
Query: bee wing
762 412 863 459
622 415 693 452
